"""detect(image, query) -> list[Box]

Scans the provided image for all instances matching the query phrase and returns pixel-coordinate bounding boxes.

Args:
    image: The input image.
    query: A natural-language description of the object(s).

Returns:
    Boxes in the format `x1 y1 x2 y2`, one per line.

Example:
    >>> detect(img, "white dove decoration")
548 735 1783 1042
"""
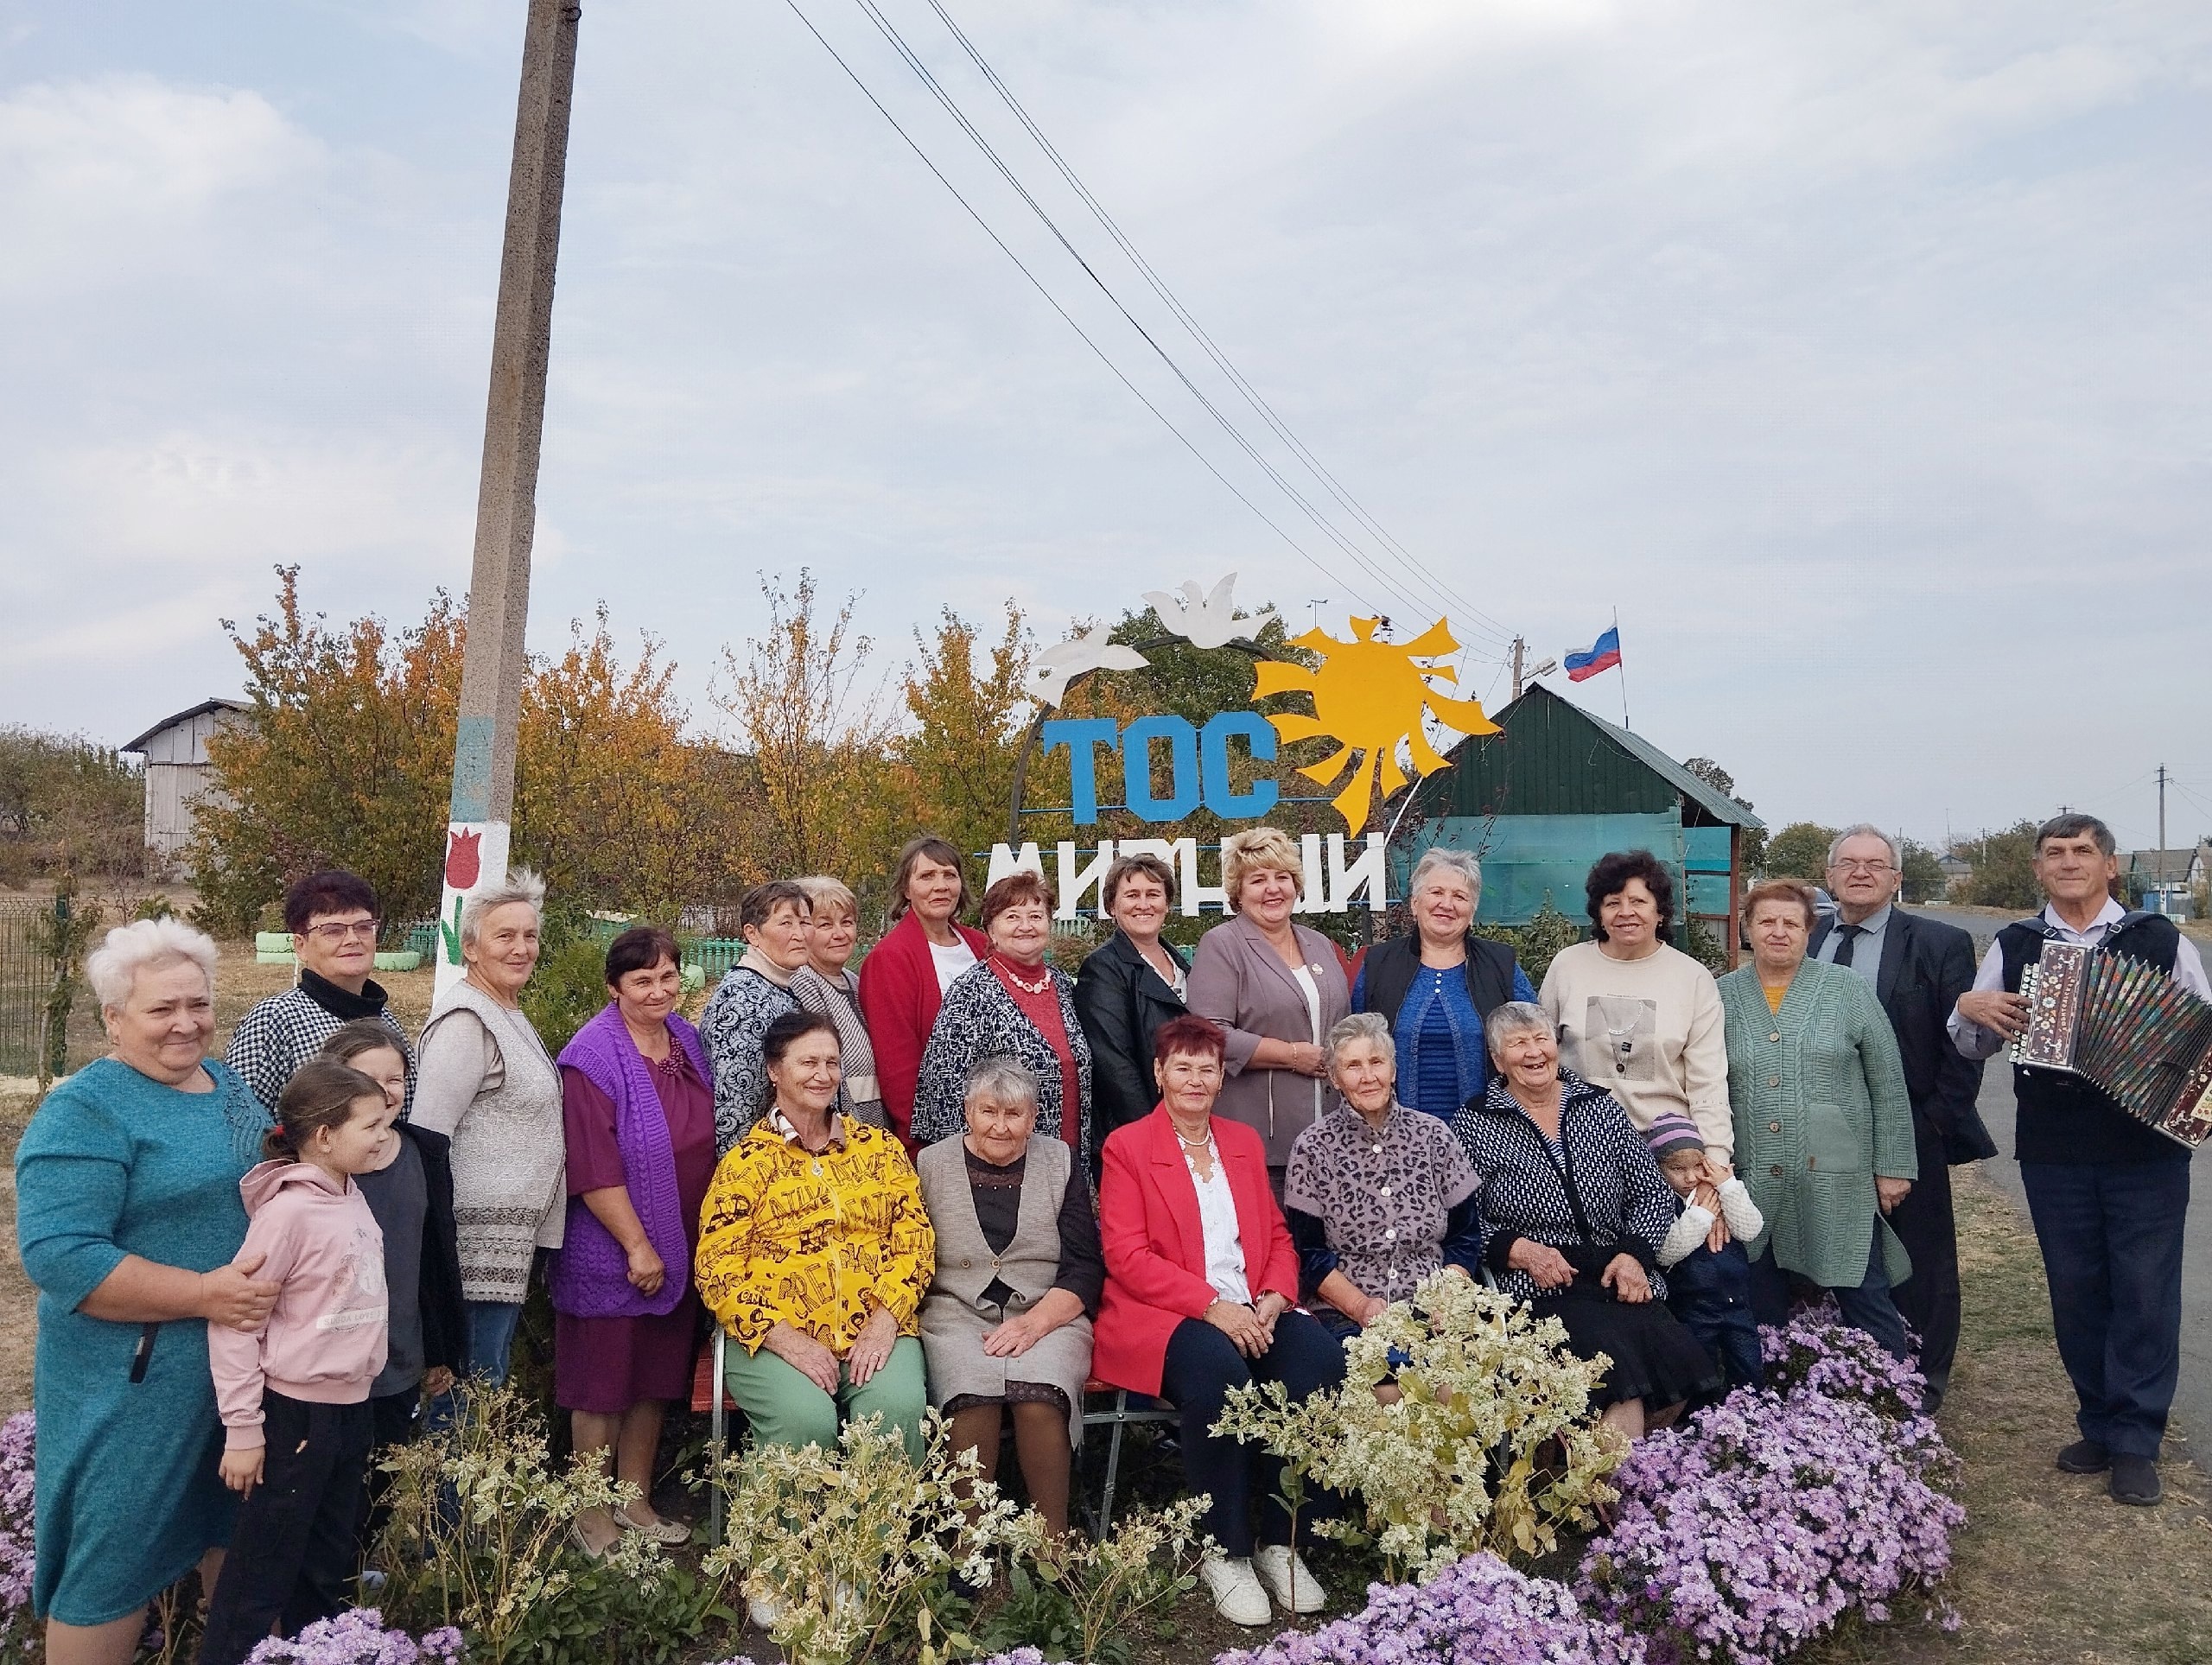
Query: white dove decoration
1143 572 1276 650
1024 626 1150 709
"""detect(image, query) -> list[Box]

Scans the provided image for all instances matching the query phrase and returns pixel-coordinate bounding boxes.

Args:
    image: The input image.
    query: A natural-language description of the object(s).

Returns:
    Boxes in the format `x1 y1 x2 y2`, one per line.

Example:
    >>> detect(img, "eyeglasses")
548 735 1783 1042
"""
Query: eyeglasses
302 918 379 943
1828 860 1896 874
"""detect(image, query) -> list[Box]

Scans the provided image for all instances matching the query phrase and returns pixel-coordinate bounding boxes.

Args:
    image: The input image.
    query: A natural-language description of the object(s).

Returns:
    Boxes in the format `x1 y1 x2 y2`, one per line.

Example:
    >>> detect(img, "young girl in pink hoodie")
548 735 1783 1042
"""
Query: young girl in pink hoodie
200 1058 397 1665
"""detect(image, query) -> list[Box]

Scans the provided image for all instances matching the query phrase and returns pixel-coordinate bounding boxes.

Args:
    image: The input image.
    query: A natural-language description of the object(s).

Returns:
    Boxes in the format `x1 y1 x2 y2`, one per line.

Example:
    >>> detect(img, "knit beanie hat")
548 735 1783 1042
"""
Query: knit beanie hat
1643 1111 1704 1162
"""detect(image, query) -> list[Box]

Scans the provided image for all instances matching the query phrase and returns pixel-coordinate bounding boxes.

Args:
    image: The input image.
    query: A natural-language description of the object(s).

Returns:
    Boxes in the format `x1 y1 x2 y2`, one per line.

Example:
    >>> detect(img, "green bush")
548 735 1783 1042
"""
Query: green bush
1473 899 1585 988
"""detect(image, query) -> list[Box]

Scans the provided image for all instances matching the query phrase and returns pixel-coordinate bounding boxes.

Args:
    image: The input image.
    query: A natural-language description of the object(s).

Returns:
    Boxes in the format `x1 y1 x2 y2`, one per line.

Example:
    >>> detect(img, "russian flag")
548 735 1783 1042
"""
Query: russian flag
1564 626 1622 682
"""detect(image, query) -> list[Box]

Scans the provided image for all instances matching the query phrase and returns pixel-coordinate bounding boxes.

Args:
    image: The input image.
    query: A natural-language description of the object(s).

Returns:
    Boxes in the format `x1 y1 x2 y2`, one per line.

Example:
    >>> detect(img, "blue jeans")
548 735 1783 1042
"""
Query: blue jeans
463 1300 524 1387
2020 1159 2190 1460
1749 1221 1912 1363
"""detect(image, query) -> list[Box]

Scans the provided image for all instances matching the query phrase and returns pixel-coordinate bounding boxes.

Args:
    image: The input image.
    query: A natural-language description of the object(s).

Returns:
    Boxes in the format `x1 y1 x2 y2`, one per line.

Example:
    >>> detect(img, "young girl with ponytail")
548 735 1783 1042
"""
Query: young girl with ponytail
199 1058 396 1665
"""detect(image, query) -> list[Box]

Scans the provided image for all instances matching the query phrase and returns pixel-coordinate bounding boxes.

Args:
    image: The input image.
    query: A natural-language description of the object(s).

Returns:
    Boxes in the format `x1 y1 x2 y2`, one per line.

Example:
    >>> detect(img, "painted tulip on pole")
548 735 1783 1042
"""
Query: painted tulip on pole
435 0 581 991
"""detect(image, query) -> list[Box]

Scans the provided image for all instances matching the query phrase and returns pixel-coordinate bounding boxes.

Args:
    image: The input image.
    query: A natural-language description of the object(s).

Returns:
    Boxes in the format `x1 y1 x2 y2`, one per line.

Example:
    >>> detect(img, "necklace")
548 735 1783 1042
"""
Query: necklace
993 954 1052 995
1171 1120 1213 1148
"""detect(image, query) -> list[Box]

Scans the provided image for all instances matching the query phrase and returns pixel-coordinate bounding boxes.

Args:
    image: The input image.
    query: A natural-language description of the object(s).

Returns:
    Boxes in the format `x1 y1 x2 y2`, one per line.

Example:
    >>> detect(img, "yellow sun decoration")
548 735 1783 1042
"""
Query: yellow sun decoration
1252 617 1501 835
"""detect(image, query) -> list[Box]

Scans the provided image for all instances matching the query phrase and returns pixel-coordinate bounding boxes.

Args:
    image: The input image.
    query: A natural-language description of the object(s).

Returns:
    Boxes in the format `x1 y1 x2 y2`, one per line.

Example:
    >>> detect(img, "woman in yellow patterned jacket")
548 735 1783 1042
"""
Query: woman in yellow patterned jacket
696 1008 935 1459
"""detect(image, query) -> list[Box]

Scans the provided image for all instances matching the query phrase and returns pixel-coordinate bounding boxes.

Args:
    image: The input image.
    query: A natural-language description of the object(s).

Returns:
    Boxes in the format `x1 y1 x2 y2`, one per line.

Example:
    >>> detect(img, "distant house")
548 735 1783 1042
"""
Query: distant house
1392 685 1765 968
1936 852 1974 898
120 699 246 879
2120 843 2209 920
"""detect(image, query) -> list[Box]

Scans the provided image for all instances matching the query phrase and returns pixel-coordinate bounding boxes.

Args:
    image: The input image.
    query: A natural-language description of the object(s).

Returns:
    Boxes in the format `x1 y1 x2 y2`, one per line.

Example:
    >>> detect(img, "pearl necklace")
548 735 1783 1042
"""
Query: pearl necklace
993 954 1052 995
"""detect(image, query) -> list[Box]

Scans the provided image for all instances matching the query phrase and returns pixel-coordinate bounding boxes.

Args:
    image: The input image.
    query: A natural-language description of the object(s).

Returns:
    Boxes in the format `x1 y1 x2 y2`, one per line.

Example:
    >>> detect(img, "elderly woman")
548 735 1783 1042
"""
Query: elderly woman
859 836 991 1151
1187 826 1350 1178
912 872 1093 1164
14 919 275 1665
1353 849 1536 1122
1719 879 1918 1360
696 1010 934 1459
917 1058 1102 1540
1455 1002 1721 1438
1283 1014 1484 1338
1095 1016 1343 1628
1075 852 1192 1147
790 874 887 1129
414 870 564 1388
701 880 812 1153
550 927 717 1555
1540 850 1732 1185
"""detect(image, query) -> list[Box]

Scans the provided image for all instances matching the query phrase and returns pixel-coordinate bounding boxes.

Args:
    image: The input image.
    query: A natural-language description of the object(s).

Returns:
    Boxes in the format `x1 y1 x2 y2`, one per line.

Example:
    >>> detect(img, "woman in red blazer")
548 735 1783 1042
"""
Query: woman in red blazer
1094 1015 1345 1628
857 837 990 1152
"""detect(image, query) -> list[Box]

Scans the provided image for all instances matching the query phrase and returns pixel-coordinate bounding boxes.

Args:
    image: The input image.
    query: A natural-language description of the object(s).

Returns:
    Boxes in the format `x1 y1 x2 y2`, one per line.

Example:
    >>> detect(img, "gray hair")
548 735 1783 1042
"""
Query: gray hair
2037 812 2116 858
1482 1000 1553 1062
963 1055 1040 1113
1408 847 1483 908
1826 824 1900 868
1325 1011 1395 1069
459 867 547 950
86 917 219 1009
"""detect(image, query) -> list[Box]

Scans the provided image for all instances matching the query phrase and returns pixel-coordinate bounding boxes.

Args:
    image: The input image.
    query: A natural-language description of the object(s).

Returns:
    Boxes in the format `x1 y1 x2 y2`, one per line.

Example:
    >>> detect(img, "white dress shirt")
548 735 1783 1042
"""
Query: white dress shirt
1948 898 2212 1059
1185 1141 1250 1305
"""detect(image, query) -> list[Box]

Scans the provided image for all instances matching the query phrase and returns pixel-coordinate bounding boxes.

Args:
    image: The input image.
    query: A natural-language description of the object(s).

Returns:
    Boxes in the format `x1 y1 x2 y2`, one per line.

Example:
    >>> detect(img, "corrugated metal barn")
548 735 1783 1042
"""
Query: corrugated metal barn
1392 684 1764 966
120 699 245 879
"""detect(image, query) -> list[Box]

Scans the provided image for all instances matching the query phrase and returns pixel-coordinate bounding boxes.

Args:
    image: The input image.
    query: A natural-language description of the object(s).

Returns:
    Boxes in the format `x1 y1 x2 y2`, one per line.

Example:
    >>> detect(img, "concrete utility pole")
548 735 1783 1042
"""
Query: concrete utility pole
435 0 582 990
2158 763 2169 903
1507 634 1554 702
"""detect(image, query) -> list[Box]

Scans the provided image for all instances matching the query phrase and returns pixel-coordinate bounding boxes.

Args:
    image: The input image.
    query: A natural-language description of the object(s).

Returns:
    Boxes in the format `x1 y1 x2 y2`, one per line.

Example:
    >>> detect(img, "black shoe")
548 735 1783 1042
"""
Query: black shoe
2109 1455 2163 1506
2056 1438 2110 1474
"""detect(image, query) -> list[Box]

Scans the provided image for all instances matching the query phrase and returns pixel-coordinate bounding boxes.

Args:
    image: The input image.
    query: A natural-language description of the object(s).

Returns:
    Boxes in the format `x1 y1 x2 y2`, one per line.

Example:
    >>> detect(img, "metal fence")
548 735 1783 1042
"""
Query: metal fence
0 899 59 1077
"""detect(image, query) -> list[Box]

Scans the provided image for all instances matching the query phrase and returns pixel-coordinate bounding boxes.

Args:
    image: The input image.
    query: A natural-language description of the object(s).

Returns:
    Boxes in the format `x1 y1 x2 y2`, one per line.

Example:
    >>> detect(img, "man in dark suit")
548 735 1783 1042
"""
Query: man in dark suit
1810 825 1993 1408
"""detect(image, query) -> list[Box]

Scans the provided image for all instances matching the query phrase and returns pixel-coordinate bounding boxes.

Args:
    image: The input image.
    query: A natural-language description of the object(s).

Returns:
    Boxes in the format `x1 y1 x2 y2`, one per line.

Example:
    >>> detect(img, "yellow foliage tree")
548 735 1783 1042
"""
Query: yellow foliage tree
890 603 1045 874
711 571 897 894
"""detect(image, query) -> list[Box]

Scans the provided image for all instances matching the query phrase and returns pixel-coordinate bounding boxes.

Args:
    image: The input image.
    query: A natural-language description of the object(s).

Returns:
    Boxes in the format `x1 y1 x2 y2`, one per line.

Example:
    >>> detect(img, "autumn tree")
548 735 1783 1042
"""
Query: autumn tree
192 568 741 936
712 571 896 888
0 727 143 885
190 567 462 933
518 607 744 914
893 602 1041 866
1899 837 1948 904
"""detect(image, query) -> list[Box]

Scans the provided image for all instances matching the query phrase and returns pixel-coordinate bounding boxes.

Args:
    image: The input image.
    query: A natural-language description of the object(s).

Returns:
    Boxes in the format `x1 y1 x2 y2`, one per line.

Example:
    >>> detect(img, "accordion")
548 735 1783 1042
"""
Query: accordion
2012 941 2212 1148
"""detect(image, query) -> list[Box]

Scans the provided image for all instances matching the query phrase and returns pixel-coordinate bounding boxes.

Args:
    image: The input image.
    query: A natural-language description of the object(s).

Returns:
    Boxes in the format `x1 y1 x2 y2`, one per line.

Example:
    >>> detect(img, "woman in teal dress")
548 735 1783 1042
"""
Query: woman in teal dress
14 919 276 1664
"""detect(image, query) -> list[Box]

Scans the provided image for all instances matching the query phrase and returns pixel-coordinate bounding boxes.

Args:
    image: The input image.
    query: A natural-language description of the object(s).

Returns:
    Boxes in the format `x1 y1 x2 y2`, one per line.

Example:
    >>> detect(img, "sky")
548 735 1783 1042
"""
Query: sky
3 0 2209 852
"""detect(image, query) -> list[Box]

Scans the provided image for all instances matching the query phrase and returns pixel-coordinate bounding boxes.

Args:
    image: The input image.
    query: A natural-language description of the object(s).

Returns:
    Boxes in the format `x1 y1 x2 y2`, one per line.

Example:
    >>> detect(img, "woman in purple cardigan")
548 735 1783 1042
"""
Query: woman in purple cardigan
551 926 717 1557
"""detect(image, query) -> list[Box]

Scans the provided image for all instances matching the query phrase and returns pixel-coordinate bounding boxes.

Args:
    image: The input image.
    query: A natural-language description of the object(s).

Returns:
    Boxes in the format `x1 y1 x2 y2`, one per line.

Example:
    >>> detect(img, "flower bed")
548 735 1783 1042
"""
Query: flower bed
245 1609 464 1664
1572 1310 1962 1665
1217 1552 1644 1665
2 1412 34 1659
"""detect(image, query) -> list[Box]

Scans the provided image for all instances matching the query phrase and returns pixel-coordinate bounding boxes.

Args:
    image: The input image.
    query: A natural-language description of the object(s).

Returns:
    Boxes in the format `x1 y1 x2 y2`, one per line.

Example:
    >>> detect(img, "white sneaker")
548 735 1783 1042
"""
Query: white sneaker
1252 1544 1327 1614
1200 1554 1273 1626
747 1592 785 1631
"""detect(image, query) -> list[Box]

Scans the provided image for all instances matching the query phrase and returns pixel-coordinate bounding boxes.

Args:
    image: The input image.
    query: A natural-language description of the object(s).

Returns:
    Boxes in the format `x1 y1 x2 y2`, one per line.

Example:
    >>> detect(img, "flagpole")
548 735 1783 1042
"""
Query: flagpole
1612 607 1631 731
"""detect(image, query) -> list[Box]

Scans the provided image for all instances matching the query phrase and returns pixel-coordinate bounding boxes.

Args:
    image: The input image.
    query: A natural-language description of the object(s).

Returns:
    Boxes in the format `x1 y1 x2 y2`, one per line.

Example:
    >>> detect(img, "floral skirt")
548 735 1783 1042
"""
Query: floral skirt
1535 1289 1723 1410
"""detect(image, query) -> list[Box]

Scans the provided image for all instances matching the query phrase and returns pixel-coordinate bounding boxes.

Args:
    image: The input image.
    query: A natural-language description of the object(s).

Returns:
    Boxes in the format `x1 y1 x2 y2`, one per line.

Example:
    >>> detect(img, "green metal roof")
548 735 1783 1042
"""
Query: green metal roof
1412 684 1764 830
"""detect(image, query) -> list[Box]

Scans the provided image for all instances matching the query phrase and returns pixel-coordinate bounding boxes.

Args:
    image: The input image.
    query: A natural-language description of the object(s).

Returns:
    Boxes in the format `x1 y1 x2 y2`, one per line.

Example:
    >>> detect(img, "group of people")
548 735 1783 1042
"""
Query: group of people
16 810 2201 1659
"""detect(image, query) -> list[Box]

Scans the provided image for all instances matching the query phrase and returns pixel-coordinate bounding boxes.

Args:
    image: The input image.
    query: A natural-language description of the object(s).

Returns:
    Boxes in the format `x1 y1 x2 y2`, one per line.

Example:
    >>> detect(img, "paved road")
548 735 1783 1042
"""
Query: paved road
1914 906 2209 1471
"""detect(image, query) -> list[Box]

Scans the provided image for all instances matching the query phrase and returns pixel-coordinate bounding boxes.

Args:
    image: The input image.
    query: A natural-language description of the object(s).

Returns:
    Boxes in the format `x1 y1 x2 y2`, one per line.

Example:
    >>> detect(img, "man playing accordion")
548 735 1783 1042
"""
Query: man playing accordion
1950 813 2210 1507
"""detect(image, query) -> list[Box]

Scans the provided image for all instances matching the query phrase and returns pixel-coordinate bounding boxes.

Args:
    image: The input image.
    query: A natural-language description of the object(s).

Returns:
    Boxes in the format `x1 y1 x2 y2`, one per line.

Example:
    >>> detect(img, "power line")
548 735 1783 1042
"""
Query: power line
774 0 1385 612
839 0 1447 630
916 0 1515 647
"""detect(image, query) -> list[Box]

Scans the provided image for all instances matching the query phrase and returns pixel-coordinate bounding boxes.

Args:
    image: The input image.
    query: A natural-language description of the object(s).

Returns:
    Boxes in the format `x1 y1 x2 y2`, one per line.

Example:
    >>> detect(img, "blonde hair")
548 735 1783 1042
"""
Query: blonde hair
86 917 219 1010
797 874 857 919
1222 827 1302 909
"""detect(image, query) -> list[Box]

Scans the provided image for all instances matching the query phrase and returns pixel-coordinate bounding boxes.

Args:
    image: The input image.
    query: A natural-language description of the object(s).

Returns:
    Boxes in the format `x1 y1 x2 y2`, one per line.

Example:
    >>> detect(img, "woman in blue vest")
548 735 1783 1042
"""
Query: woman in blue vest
1354 848 1536 1122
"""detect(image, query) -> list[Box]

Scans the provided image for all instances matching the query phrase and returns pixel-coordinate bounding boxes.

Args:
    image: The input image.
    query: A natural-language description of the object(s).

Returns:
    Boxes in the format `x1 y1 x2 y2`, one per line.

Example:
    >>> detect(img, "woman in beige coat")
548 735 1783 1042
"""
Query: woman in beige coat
916 1057 1102 1538
1186 828 1350 1179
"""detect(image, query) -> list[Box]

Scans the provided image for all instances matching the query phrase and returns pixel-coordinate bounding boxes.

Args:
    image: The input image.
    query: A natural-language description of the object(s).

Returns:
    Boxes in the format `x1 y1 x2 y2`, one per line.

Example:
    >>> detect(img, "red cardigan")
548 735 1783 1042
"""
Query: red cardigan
856 910 990 1153
1092 1106 1301 1396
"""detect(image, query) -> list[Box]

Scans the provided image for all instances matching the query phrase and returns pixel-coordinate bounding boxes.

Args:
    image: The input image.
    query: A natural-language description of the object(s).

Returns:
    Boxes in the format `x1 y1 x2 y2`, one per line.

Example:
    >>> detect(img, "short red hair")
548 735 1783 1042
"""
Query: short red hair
1152 1014 1227 1068
1742 877 1819 933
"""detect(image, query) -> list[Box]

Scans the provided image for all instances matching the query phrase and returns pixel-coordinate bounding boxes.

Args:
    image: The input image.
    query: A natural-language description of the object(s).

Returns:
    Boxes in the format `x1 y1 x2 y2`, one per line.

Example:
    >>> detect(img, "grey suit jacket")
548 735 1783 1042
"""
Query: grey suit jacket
1186 912 1351 1167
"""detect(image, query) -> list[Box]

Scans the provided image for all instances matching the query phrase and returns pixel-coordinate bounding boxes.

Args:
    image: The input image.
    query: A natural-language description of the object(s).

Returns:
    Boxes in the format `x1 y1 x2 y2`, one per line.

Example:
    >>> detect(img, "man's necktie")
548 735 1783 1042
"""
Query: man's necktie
1832 923 1864 968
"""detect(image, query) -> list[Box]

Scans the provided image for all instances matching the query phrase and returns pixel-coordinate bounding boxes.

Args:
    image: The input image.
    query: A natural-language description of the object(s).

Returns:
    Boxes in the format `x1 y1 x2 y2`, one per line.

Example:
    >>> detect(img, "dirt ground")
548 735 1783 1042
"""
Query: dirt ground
3 948 2209 1661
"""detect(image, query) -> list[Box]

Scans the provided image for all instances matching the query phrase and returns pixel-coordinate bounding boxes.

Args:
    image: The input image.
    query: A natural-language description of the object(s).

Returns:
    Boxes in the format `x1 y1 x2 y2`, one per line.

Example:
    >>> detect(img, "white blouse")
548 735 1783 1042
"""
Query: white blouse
928 937 979 995
1185 1139 1249 1305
